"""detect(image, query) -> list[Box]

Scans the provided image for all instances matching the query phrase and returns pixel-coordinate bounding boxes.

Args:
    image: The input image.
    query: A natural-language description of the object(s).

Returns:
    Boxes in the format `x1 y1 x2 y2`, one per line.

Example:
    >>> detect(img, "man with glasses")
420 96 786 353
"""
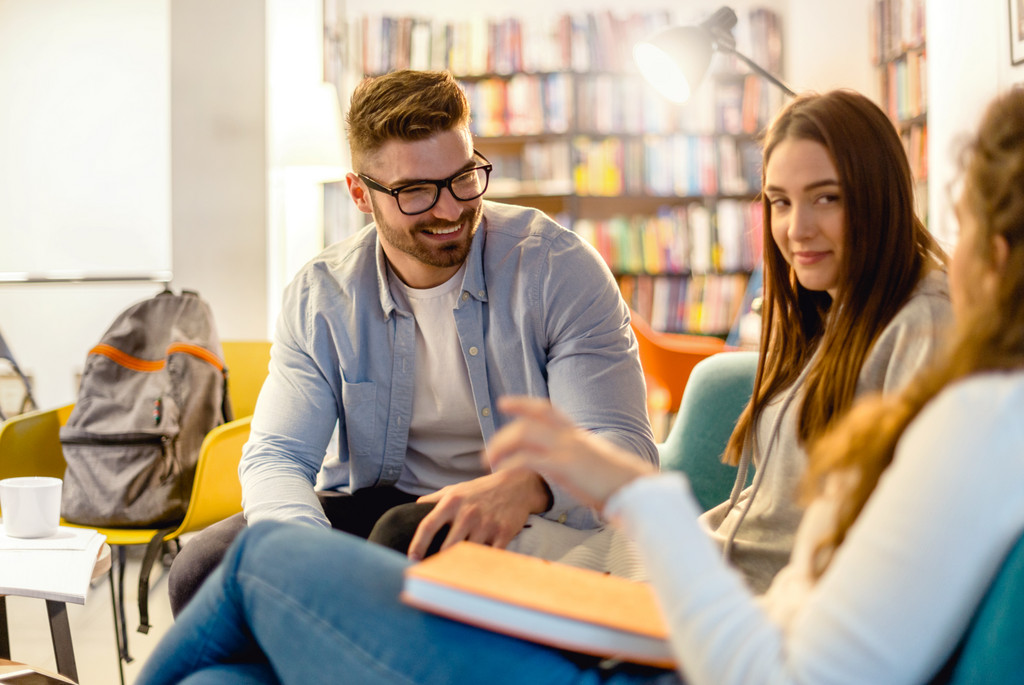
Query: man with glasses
167 70 657 614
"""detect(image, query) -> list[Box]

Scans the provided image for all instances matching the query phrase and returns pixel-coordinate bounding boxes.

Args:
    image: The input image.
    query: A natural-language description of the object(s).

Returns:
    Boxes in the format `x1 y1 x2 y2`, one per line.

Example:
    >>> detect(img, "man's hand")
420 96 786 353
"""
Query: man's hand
408 468 550 561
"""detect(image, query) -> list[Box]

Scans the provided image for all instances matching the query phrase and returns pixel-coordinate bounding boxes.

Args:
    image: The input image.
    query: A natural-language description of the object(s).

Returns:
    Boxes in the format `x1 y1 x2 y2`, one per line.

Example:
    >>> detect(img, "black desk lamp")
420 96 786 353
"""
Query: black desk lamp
634 6 797 104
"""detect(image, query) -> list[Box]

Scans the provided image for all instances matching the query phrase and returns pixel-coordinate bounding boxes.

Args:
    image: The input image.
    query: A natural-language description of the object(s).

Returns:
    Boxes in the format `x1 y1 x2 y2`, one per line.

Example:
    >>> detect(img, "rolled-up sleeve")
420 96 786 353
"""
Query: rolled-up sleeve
538 232 658 527
239 272 341 528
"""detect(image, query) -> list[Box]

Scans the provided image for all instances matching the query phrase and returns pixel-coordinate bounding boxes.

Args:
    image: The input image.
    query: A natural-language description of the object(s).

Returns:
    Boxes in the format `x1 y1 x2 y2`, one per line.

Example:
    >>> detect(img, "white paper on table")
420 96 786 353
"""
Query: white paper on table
0 524 99 551
0 527 106 604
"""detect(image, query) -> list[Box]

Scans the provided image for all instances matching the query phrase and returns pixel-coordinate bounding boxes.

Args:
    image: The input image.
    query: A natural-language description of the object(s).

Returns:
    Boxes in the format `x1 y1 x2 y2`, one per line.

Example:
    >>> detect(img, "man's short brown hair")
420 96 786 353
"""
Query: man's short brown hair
346 70 471 171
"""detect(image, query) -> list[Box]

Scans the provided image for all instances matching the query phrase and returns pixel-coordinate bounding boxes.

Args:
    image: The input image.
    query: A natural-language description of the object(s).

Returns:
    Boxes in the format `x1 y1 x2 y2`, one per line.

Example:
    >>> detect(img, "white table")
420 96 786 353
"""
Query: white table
0 542 110 682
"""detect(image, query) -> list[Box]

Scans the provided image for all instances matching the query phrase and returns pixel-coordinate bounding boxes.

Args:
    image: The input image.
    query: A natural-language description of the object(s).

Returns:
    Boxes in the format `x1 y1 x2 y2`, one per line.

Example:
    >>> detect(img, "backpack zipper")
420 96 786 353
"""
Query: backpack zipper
166 342 225 371
61 433 177 480
89 342 225 372
60 433 170 446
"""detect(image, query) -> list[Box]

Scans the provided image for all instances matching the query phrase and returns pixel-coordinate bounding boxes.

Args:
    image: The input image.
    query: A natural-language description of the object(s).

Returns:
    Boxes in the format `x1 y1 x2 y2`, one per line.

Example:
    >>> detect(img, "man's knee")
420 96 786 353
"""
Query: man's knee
168 512 247 616
367 502 448 557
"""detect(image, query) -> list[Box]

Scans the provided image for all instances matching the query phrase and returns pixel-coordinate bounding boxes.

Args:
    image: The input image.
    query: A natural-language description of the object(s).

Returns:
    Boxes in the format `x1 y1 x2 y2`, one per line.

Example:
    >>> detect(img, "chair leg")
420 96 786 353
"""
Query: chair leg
107 565 127 685
0 596 10 660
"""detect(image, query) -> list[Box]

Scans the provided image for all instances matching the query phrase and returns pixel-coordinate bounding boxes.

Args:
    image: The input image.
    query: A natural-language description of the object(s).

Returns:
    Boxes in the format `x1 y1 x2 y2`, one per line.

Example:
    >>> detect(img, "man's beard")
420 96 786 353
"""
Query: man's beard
370 197 483 269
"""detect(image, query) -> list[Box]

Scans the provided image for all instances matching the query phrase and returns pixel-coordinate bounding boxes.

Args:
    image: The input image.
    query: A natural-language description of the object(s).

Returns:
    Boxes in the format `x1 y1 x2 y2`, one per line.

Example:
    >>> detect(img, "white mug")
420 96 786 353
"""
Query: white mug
0 476 62 538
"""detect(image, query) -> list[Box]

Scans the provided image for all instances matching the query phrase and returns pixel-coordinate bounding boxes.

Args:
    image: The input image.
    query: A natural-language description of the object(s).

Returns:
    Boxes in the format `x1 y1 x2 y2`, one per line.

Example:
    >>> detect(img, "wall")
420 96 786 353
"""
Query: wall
0 0 172 408
0 0 171 277
171 0 268 340
928 0 1023 247
785 0 874 95
0 0 267 409
265 0 337 333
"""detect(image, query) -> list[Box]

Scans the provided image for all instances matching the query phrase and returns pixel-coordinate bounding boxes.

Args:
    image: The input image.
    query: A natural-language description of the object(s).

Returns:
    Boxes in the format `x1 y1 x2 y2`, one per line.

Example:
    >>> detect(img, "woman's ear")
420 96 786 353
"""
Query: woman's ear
979 234 1011 302
991 234 1010 274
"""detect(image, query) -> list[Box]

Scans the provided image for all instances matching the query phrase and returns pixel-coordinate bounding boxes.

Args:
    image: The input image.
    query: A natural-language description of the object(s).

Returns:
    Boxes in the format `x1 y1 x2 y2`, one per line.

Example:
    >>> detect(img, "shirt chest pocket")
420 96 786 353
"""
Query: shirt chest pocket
340 379 377 460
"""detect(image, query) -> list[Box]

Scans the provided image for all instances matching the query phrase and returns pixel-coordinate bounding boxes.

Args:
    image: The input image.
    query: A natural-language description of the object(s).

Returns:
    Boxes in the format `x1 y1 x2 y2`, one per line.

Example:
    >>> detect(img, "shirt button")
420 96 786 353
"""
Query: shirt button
558 513 568 524
481 407 490 417
461 292 469 302
468 346 479 356
477 290 485 298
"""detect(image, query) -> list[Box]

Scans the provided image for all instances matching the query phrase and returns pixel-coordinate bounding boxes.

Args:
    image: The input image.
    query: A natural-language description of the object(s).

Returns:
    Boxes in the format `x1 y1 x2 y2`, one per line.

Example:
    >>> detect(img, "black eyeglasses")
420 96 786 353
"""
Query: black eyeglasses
357 151 492 215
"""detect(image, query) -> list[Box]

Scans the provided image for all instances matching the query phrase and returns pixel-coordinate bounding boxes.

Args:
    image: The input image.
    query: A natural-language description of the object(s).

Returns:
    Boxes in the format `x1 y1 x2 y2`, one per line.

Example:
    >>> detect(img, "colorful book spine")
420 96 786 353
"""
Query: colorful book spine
573 200 763 279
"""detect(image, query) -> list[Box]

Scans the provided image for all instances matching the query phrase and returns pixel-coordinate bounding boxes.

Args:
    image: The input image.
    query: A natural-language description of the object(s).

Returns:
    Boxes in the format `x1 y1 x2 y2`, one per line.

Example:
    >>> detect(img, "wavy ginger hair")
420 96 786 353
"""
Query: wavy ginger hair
723 90 945 466
802 88 1024 576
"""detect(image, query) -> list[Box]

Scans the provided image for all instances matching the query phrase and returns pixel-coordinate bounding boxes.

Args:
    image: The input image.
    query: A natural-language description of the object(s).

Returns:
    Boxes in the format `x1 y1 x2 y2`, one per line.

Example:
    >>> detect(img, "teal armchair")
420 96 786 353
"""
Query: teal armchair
941 531 1024 684
658 351 757 511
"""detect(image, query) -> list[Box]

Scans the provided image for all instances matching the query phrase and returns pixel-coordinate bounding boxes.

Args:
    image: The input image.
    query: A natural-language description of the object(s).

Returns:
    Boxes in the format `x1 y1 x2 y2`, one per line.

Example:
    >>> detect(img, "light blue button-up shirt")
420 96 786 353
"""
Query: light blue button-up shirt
239 201 657 531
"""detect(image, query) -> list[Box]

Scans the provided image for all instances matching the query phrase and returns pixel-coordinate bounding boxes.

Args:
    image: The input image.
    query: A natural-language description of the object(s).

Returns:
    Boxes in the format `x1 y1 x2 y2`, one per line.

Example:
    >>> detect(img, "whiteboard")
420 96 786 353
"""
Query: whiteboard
0 0 171 279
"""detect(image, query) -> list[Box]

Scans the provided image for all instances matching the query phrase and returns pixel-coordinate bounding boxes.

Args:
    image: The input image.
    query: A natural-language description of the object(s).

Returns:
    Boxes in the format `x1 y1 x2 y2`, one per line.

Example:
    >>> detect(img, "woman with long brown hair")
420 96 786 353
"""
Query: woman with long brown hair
477 89 951 590
694 89 950 592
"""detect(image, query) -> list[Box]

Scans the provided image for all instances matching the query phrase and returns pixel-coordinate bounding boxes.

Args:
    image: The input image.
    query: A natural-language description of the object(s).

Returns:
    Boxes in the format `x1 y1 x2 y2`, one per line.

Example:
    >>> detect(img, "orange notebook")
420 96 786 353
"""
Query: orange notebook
401 541 676 668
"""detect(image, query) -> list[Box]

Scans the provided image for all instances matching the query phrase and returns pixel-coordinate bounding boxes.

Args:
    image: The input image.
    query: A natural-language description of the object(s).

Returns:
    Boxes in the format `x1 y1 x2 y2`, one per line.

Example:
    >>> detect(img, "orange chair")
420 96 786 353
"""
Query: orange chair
629 309 727 415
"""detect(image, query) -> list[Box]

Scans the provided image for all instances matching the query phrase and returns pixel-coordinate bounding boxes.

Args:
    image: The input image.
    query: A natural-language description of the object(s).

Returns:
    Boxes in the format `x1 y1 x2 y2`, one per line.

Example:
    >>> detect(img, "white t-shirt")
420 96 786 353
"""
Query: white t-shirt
607 370 1024 685
388 263 488 496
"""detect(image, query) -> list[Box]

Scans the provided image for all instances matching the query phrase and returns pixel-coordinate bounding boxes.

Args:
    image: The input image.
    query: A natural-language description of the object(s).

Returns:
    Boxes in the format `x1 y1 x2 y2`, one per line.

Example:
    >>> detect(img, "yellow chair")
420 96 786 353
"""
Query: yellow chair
0 404 143 682
0 403 73 480
221 340 272 420
0 340 269 682
0 405 253 684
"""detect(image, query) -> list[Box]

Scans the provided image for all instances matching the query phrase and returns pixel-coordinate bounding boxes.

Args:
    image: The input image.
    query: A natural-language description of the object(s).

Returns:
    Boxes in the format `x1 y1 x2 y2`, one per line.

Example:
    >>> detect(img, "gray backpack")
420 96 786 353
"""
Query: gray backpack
60 290 232 528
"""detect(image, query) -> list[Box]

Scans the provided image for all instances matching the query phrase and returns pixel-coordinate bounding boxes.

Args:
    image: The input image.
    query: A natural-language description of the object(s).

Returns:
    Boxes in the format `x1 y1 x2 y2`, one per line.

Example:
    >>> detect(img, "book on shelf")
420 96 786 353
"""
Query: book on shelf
572 200 762 286
401 541 676 668
715 78 744 134
409 19 432 71
0 524 106 604
620 273 750 336
740 75 763 134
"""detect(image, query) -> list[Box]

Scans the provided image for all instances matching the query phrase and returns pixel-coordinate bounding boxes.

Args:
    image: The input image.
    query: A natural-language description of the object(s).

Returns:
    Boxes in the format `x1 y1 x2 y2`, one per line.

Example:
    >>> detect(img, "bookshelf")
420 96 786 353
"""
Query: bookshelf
345 9 783 336
872 0 927 224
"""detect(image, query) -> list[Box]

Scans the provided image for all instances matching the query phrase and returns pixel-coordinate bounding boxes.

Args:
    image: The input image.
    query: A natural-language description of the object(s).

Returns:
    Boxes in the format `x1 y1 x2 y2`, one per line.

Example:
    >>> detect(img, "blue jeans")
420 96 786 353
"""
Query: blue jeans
137 522 682 685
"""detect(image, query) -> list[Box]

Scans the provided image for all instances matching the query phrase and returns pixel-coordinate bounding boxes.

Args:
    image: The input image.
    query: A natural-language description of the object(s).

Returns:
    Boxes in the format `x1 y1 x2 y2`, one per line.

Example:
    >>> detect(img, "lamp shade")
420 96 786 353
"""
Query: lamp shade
274 82 347 183
633 25 713 104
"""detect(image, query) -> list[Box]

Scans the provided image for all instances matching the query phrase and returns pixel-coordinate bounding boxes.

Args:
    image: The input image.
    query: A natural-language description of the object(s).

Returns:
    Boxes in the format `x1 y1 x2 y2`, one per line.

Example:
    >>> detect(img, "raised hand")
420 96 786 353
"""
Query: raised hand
484 395 656 513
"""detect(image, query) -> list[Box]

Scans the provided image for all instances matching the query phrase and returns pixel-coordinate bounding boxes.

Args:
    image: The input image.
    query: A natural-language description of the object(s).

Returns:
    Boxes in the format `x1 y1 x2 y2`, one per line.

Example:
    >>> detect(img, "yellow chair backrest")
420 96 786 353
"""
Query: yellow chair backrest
222 340 272 420
0 403 73 480
168 416 249 536
1 402 246 535
0 404 72 516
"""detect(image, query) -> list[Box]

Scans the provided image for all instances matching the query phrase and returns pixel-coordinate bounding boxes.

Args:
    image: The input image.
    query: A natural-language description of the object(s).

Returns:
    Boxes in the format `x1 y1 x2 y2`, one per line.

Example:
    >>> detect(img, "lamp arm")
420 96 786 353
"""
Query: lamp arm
716 43 797 97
